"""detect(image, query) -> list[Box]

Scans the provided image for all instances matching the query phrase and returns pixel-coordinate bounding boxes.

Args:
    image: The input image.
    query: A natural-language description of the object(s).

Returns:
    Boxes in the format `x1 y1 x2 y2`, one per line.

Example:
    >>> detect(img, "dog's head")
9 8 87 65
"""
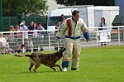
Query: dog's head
58 48 66 57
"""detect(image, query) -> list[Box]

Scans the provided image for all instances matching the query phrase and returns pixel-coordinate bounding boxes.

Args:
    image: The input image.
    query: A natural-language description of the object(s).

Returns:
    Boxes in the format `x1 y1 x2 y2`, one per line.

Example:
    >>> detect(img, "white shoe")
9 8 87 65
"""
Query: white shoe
62 67 67 72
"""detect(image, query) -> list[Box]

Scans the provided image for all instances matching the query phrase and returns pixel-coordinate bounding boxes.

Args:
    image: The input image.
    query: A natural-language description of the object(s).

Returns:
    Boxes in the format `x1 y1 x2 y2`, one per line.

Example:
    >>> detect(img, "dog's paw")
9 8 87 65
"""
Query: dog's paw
33 69 36 72
60 68 62 71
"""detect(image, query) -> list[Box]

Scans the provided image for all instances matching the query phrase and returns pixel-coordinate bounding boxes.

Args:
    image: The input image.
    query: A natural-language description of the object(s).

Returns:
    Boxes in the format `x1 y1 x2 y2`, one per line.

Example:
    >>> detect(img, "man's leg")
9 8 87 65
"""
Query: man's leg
62 38 73 71
71 39 81 70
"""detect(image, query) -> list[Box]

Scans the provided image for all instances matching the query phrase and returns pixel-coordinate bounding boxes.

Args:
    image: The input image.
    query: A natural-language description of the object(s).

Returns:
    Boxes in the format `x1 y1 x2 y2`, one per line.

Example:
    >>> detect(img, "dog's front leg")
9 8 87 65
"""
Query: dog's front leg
29 63 34 72
50 67 56 71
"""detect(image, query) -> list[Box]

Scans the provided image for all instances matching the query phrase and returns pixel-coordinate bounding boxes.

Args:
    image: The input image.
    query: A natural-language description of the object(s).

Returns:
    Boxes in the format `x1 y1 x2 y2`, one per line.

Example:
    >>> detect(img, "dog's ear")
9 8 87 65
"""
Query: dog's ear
59 48 66 52
62 48 66 51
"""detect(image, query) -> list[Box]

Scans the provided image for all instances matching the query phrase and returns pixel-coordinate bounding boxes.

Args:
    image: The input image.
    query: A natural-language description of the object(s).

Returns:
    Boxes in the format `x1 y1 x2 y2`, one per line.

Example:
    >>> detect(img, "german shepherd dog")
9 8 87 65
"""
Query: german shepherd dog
15 48 66 72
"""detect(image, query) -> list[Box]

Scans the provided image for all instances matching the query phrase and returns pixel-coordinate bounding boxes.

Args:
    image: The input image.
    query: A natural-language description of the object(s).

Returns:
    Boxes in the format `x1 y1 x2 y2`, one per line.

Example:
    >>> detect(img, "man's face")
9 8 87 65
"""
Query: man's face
30 22 34 26
73 13 80 22
62 16 64 18
21 24 24 27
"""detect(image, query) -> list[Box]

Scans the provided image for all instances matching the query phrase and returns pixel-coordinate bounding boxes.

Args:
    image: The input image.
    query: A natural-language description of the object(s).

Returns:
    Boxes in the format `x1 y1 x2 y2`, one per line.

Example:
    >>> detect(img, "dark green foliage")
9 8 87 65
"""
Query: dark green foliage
54 0 114 6
2 0 48 16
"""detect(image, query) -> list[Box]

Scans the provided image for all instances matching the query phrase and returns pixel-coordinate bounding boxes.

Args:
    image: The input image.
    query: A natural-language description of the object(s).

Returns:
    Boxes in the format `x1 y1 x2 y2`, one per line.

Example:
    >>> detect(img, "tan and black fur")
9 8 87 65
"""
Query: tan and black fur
15 48 66 72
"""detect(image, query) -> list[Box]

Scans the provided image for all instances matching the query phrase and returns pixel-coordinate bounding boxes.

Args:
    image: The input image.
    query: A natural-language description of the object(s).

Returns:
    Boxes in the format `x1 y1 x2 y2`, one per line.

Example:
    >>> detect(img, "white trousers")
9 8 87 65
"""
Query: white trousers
63 38 81 68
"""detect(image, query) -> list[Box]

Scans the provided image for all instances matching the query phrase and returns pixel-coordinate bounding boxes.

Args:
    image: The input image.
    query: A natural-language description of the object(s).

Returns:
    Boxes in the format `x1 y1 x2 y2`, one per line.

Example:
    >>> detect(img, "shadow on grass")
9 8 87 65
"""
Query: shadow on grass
17 70 63 74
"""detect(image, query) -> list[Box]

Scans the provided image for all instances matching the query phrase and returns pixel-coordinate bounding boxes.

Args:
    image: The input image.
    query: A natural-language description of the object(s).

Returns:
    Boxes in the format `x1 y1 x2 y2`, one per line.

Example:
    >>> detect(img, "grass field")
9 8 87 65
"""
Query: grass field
0 46 124 82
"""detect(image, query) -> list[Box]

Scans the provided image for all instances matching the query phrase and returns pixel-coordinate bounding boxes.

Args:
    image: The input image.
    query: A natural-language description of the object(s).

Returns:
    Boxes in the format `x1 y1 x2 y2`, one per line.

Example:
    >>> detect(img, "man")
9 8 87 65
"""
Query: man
28 21 34 37
20 22 30 52
20 22 29 39
59 14 65 23
37 22 45 51
56 10 90 72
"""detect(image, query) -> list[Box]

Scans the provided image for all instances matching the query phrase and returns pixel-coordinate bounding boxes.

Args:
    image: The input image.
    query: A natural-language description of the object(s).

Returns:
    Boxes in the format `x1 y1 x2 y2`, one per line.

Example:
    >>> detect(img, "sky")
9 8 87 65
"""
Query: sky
47 0 65 12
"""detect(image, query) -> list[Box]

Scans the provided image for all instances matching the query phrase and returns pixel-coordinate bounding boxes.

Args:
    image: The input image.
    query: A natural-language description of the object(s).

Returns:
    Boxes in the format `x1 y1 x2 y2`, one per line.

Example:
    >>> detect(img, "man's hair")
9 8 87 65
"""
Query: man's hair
72 10 79 16
61 14 64 16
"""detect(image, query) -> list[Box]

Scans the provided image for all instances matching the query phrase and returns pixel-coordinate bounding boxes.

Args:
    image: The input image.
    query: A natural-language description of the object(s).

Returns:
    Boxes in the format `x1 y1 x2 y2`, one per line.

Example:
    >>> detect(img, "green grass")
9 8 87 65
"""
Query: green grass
0 46 124 82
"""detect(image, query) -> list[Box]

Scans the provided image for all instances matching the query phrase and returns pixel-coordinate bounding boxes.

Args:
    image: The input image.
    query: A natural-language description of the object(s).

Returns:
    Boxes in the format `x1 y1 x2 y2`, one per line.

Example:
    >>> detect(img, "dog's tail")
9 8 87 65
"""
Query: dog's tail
25 55 32 57
15 54 31 57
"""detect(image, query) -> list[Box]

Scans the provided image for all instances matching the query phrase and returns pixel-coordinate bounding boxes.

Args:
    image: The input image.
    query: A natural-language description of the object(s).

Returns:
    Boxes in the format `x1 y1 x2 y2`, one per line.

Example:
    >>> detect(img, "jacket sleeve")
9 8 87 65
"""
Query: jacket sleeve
56 21 68 38
80 19 88 33
80 19 90 40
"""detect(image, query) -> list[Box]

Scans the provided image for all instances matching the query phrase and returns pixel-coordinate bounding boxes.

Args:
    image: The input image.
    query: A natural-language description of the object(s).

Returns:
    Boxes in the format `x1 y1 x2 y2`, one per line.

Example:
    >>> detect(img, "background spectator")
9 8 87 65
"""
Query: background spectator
37 22 45 51
28 21 34 37
98 17 107 46
99 17 107 30
14 25 22 51
32 23 38 50
8 25 15 50
55 22 61 36
14 25 22 42
0 33 11 54
59 14 65 23
9 25 15 42
20 22 30 51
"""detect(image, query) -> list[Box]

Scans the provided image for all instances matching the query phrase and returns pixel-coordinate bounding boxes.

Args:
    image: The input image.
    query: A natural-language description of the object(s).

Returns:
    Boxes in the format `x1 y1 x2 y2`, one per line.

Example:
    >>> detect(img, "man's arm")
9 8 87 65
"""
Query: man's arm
26 26 30 32
56 20 68 38
81 19 90 41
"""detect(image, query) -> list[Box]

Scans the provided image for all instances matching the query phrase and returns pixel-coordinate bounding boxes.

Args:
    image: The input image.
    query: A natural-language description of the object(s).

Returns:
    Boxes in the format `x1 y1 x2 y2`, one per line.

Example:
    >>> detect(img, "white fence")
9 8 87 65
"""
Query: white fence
0 26 124 53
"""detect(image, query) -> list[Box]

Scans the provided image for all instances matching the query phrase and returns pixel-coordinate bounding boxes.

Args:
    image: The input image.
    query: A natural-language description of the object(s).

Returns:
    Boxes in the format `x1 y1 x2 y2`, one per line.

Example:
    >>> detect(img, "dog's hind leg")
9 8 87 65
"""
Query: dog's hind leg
29 64 34 72
33 63 40 72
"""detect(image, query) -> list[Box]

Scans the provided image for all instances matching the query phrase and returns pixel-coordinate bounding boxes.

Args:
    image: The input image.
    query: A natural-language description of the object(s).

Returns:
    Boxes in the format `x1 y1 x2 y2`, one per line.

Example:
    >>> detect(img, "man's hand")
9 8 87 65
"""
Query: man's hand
84 32 90 42
86 38 90 42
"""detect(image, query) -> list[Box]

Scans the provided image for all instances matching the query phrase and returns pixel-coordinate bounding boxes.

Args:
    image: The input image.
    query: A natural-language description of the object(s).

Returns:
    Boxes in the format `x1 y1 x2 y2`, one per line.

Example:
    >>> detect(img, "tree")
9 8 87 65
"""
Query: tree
54 0 114 6
2 0 48 16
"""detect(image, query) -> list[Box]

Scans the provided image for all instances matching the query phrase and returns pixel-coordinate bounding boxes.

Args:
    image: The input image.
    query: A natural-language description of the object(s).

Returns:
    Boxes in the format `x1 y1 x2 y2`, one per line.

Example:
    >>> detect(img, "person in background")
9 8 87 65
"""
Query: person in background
28 21 34 37
99 17 107 29
54 22 62 50
14 25 22 51
22 21 26 26
37 22 45 51
59 14 65 23
14 25 22 42
9 25 15 42
55 22 61 36
32 23 38 50
20 22 29 39
56 10 90 72
20 22 30 51
28 21 35 51
8 25 15 50
0 33 11 54
98 17 107 46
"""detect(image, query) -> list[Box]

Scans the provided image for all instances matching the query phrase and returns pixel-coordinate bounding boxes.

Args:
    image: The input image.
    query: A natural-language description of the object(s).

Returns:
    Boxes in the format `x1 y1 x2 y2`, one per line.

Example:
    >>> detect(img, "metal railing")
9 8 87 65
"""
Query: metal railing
0 26 124 53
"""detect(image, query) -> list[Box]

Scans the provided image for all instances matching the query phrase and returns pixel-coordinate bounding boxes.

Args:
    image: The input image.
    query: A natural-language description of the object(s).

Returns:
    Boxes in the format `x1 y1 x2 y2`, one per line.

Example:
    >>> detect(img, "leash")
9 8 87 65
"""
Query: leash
58 39 60 51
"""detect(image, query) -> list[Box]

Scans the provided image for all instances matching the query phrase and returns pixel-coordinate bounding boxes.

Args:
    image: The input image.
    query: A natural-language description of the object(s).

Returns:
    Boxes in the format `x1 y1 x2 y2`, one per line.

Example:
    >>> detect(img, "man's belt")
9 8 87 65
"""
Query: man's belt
65 35 80 40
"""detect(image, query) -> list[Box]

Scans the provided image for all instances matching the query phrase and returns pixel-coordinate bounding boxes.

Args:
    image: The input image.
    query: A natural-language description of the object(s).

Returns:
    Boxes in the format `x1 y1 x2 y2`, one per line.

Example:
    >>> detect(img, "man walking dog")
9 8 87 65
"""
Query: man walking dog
56 10 90 72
